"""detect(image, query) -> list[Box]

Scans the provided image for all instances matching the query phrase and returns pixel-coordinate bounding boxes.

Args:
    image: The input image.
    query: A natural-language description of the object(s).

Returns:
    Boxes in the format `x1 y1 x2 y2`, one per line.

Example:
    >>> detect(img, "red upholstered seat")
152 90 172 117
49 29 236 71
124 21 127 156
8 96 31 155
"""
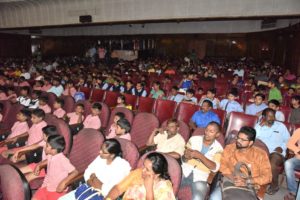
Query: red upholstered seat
79 86 92 99
174 102 200 124
0 164 31 200
161 119 190 142
99 102 110 129
115 138 139 169
69 128 104 173
283 122 295 136
153 99 177 124
225 111 258 139
123 93 138 109
90 89 105 102
136 96 155 113
103 91 119 108
130 113 159 148
279 106 292 122
46 92 57 111
62 95 75 113
137 152 182 195
4 103 24 130
212 109 226 129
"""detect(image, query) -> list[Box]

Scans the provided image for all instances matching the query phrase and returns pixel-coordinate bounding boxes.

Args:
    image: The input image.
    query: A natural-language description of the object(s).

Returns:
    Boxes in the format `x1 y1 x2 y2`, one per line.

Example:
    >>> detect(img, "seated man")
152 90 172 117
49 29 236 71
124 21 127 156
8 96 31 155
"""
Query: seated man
209 126 272 200
146 118 185 159
189 100 220 129
284 128 300 200
181 122 223 200
255 108 290 195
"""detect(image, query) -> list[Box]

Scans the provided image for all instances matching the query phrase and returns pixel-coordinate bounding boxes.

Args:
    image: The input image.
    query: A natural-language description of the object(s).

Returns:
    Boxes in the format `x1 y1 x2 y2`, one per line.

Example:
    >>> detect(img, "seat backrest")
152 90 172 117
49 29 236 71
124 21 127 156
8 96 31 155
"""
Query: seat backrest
130 112 159 148
174 102 200 124
79 87 92 99
69 128 104 173
137 96 155 113
76 100 92 118
212 109 227 129
279 106 292 122
107 107 134 133
115 138 139 169
283 122 295 136
137 152 182 195
90 89 105 102
62 95 75 113
0 100 11 125
99 102 110 129
46 92 57 111
153 99 177 124
0 164 31 200
4 103 24 130
199 80 214 92
225 112 258 139
192 127 225 147
103 91 119 108
161 120 190 142
123 93 138 109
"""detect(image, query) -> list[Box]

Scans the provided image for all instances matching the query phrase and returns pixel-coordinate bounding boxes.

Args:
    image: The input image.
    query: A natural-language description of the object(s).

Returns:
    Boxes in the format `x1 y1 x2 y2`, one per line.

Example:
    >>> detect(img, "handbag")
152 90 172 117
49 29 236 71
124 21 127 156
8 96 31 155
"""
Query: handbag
75 184 104 200
221 162 258 200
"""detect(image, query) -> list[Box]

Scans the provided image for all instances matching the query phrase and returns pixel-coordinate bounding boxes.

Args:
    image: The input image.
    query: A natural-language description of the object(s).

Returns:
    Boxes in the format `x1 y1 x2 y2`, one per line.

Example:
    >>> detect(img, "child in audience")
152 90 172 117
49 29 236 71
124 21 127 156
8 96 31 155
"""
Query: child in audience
53 98 66 119
83 102 102 130
116 95 132 110
28 90 41 109
0 109 30 148
65 104 84 135
62 81 77 97
199 88 220 109
268 99 285 122
32 135 78 200
38 96 51 114
41 78 52 92
245 93 268 116
17 125 58 181
1 109 47 160
289 95 300 124
107 118 131 140
179 72 194 91
220 88 244 116
196 87 205 96
33 80 44 91
106 112 125 139
16 86 31 107
268 79 283 102
181 89 197 104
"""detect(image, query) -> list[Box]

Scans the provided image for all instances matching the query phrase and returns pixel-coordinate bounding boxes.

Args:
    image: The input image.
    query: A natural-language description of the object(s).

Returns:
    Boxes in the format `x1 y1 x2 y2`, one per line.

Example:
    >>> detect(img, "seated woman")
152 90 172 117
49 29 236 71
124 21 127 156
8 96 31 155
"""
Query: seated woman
106 152 176 200
59 139 131 200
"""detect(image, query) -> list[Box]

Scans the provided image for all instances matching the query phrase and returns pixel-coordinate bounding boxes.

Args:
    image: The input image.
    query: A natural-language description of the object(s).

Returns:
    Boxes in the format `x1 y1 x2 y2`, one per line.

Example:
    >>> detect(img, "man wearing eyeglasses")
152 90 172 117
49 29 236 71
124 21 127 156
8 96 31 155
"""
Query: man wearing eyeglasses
255 108 290 195
209 126 272 200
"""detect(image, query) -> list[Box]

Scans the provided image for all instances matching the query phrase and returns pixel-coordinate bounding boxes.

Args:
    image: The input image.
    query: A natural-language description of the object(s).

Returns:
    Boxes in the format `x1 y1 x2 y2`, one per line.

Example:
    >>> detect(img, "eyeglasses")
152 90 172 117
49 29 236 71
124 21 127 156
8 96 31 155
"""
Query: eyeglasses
235 136 250 142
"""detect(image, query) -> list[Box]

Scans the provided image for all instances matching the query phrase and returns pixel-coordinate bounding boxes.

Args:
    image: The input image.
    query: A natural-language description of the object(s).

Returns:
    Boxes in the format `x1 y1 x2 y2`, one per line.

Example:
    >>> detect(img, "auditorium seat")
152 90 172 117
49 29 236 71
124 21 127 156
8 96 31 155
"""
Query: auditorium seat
279 106 292 122
212 109 227 129
161 119 190 142
90 89 105 102
138 152 182 195
123 93 138 109
62 95 75 113
103 91 119 108
46 92 57 111
107 107 134 134
136 96 155 113
130 113 159 148
174 102 200 124
99 102 110 130
283 122 295 135
0 164 31 200
116 138 139 169
153 99 177 124
79 86 91 99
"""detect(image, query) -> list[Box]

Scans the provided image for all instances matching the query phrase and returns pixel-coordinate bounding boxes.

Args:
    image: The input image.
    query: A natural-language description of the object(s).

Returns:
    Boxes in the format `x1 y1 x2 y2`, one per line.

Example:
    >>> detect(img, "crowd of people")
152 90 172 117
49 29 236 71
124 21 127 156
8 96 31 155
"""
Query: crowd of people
0 56 299 200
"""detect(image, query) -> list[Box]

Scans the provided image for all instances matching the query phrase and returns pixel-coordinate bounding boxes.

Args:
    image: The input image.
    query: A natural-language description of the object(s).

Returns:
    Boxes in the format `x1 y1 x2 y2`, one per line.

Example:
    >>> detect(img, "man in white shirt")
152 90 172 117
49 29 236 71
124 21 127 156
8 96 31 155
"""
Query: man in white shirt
181 121 223 200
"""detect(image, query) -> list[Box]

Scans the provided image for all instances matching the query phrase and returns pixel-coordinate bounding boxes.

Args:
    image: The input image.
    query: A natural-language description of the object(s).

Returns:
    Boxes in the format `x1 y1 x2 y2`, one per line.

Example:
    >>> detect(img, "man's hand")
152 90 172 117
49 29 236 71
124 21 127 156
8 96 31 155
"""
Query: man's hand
184 147 195 160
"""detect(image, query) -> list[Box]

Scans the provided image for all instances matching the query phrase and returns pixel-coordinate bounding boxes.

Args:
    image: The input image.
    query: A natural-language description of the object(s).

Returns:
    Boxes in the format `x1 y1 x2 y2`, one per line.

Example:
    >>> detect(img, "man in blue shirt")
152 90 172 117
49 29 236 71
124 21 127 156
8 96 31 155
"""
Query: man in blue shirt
245 93 268 116
189 100 221 129
255 108 290 195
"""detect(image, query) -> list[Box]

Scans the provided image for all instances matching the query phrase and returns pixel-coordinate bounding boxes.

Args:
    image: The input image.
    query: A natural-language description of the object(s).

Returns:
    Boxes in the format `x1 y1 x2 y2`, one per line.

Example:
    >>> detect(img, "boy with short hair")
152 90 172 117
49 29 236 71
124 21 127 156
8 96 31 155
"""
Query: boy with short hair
114 118 131 140
29 90 42 109
17 86 31 107
32 135 78 200
268 99 285 122
245 93 268 116
219 88 243 116
268 79 283 102
83 103 102 130
106 112 125 139
53 98 66 119
199 88 220 109
181 89 198 105
38 96 52 114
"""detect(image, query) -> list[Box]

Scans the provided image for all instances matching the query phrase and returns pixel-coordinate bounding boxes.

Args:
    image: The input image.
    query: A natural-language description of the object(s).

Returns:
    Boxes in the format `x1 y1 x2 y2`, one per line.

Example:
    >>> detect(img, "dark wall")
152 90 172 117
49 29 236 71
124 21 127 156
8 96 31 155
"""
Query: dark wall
0 33 31 58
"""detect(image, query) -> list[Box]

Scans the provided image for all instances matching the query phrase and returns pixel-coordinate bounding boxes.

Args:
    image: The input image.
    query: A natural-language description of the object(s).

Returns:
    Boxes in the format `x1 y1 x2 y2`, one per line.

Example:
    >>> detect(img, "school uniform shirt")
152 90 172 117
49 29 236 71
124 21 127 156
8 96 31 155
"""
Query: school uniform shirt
134 88 147 97
83 156 131 196
53 108 66 118
48 85 64 97
219 99 243 114
191 110 221 128
168 94 184 103
62 87 77 97
42 153 76 192
39 104 52 114
67 112 84 125
83 114 101 130
154 131 185 156
8 121 29 139
17 96 31 107
27 121 47 146
245 103 268 116
28 99 39 109
106 125 132 141
182 136 223 182
181 96 198 104
255 121 290 156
